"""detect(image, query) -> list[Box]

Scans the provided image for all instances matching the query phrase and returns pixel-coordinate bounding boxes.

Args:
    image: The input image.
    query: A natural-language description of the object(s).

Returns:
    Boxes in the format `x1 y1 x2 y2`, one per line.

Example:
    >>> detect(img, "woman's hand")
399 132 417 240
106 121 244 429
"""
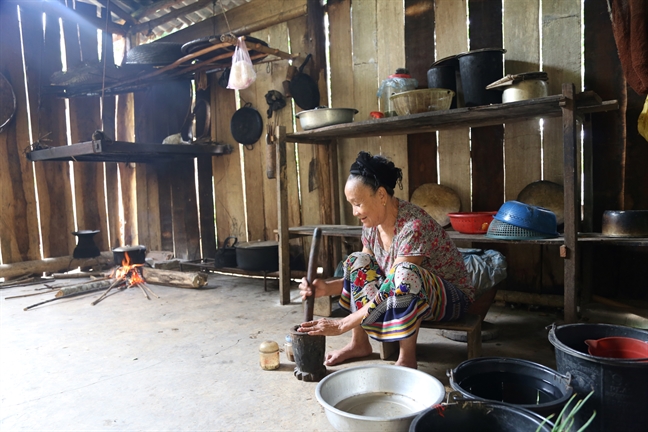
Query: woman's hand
297 318 344 336
299 277 326 300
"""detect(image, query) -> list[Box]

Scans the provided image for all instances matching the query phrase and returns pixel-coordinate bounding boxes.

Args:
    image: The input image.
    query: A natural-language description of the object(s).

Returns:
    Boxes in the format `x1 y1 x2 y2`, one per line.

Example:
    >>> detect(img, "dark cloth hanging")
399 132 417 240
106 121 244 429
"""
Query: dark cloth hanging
611 0 648 94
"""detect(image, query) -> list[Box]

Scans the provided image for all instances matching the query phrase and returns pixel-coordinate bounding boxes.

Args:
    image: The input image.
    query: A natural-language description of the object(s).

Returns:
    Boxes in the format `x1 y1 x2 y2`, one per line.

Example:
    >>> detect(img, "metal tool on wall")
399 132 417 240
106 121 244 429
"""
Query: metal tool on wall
264 90 286 179
291 227 326 381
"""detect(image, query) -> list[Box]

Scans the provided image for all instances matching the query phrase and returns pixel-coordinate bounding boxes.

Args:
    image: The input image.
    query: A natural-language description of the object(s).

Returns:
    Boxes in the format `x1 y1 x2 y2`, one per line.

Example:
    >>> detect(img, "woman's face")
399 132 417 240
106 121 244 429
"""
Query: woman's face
344 177 386 228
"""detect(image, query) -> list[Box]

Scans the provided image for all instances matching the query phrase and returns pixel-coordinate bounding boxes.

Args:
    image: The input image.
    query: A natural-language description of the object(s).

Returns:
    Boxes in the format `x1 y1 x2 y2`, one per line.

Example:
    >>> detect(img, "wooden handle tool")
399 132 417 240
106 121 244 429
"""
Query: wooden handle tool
304 227 322 322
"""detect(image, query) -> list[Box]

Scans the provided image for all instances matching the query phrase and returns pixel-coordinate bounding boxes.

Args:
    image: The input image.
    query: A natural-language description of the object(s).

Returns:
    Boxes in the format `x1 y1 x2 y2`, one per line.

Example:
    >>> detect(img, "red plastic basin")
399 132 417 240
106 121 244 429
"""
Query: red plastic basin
447 212 497 234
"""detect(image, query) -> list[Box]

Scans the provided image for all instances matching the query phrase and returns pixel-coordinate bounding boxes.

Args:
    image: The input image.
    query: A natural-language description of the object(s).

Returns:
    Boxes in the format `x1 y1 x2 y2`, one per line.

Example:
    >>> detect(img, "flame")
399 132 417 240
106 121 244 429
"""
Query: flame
113 251 144 285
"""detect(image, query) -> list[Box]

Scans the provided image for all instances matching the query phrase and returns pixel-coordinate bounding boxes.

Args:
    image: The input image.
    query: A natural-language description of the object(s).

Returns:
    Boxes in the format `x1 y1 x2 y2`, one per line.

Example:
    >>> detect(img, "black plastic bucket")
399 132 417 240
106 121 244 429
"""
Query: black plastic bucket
448 357 573 418
409 400 554 432
548 323 648 432
427 65 457 108
457 48 505 106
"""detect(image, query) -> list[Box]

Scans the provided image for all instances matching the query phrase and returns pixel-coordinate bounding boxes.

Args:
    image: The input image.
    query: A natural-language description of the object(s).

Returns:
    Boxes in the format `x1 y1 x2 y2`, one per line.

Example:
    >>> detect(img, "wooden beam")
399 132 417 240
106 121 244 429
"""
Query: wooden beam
131 0 216 34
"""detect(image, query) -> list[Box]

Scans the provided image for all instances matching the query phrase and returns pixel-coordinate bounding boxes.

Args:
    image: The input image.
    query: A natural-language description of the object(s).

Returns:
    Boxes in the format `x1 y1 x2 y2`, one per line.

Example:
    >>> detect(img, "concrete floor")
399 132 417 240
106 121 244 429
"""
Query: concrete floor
0 273 641 431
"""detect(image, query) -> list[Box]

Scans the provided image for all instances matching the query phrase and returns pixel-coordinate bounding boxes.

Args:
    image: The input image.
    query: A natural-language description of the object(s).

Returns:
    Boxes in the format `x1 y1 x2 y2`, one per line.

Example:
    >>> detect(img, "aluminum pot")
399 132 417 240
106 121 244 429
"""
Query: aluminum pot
602 210 648 237
316 365 445 432
296 107 358 130
502 79 548 103
113 245 147 265
235 240 278 272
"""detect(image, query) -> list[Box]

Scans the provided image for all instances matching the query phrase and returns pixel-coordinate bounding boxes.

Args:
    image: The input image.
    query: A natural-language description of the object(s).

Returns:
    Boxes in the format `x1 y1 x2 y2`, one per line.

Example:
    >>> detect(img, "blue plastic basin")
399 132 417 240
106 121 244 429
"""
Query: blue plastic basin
493 201 558 236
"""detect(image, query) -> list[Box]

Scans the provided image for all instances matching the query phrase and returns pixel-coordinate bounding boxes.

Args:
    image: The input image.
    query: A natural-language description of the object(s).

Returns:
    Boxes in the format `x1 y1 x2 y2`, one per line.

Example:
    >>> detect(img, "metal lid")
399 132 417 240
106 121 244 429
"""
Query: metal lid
72 230 100 236
259 340 279 353
113 245 147 253
236 240 278 249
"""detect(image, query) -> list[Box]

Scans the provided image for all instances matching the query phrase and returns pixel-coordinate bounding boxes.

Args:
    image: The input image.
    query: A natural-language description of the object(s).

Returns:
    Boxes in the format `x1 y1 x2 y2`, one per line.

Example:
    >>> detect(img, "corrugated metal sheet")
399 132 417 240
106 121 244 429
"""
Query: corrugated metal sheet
83 0 250 39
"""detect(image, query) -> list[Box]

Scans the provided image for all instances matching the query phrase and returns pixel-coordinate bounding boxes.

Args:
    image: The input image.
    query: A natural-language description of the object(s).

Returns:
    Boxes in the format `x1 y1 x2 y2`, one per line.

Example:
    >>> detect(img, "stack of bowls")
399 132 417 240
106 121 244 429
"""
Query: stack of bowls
486 201 559 240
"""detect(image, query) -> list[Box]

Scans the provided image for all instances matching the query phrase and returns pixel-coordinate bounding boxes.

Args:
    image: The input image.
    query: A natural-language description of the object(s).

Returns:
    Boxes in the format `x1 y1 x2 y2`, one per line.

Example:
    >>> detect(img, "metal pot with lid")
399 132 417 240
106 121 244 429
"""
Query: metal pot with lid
112 245 147 265
486 71 549 103
235 240 279 272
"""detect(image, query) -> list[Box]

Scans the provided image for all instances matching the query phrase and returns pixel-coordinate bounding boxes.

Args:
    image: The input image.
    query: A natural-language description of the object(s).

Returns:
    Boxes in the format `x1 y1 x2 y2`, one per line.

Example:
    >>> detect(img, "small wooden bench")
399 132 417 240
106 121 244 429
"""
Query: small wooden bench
379 313 482 360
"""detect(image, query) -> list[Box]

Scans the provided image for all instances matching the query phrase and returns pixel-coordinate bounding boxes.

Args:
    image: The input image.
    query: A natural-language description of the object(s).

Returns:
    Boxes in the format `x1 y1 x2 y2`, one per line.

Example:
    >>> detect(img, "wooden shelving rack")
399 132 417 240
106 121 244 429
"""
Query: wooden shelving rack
275 84 626 323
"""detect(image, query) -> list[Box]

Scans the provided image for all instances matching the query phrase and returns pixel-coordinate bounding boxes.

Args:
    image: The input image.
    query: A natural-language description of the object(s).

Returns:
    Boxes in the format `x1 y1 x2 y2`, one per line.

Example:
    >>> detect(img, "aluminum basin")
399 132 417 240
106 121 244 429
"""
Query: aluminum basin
316 365 445 432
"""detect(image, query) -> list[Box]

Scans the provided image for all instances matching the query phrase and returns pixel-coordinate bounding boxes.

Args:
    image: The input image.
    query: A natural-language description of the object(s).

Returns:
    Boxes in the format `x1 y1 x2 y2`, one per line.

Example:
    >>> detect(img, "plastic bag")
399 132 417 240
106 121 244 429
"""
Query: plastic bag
459 248 507 297
227 37 256 90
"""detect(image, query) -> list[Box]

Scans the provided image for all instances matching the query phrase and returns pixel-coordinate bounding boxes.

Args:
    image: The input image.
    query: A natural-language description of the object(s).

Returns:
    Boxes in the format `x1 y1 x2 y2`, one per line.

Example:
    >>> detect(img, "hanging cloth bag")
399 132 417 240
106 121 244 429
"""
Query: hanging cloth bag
227 37 256 90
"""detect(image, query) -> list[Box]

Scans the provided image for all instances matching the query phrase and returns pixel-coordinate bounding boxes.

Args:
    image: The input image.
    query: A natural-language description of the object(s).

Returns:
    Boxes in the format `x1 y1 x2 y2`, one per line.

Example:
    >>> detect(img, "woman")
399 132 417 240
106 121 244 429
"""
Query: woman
298 151 474 369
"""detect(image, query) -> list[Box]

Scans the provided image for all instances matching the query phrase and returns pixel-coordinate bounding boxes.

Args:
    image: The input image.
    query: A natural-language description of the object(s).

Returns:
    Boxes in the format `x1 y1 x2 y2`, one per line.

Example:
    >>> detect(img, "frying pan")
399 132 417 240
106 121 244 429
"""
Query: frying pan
0 73 16 131
230 103 263 145
290 54 320 110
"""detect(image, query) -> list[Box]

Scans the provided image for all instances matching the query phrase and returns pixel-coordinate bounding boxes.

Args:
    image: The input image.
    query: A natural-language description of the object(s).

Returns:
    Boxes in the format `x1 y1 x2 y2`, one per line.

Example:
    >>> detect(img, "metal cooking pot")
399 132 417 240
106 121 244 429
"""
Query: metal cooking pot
235 240 278 272
487 72 549 103
602 210 648 237
502 79 548 103
296 107 358 130
213 236 238 268
112 245 147 265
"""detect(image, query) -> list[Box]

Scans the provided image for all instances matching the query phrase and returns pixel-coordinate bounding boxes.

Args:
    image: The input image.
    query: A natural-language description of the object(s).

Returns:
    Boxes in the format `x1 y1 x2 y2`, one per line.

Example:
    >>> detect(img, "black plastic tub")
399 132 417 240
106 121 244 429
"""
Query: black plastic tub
448 357 573 418
457 48 505 106
409 400 554 432
548 323 648 432
427 65 457 108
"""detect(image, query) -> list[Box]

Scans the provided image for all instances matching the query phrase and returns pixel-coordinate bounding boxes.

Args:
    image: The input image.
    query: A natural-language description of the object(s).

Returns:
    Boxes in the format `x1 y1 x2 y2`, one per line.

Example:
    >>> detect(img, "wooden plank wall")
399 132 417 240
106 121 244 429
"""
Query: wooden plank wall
0 2 40 264
1 0 645 302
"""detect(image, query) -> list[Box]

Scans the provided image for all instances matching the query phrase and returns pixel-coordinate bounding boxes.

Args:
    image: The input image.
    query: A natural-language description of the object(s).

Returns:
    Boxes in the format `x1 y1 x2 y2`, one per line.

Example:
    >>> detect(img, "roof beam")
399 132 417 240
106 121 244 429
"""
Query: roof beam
131 0 181 20
131 0 220 35
96 0 138 26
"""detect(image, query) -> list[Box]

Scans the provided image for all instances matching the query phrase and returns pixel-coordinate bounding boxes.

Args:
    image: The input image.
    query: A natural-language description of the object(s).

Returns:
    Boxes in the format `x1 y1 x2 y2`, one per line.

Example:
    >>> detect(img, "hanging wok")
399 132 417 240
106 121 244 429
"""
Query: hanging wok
290 54 320 110
0 73 16 132
230 103 263 145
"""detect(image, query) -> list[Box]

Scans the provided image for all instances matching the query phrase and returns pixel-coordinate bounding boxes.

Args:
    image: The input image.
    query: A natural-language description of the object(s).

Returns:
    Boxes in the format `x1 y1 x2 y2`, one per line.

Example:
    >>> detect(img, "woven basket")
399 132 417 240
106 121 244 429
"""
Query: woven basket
390 88 454 115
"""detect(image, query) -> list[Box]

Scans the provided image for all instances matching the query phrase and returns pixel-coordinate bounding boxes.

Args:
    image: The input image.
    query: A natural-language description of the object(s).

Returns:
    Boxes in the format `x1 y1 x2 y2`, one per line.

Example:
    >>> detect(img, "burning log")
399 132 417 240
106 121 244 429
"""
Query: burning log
141 267 207 288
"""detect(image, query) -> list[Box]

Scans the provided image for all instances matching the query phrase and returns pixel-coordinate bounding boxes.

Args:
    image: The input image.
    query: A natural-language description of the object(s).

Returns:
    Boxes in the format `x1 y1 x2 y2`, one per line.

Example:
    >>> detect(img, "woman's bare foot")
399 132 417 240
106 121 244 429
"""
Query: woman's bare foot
325 340 373 366
394 357 418 369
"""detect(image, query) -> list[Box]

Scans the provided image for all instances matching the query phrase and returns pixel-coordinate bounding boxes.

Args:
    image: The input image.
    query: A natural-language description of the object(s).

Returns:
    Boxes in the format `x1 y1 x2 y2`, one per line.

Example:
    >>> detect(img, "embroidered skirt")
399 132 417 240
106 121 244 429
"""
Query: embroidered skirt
339 252 471 341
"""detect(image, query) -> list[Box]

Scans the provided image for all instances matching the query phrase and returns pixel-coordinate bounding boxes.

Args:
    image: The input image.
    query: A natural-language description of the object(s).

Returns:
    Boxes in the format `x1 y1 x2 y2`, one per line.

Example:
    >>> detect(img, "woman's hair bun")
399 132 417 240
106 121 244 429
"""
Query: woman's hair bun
349 151 402 194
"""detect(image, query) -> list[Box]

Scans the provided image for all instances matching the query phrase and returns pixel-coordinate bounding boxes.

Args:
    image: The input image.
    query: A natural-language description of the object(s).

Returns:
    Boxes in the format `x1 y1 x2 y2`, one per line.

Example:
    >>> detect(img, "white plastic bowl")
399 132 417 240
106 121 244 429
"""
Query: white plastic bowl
315 365 445 432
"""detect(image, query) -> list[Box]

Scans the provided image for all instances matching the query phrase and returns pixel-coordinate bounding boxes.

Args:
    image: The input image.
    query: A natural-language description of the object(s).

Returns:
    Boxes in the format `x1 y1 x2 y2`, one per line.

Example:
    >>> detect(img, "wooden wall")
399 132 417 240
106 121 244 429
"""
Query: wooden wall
1 0 646 300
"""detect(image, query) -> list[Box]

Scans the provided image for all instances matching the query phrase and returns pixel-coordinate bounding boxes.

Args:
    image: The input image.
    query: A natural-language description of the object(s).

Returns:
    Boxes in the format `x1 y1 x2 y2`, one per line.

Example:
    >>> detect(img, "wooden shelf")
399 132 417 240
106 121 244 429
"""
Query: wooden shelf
288 224 565 244
26 139 232 163
48 35 298 97
578 233 648 246
287 92 618 144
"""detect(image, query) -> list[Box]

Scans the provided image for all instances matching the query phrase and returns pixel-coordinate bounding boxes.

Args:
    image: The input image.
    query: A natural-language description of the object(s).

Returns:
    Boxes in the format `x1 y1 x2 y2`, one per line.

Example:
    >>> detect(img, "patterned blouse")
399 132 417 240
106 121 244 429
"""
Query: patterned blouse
361 199 475 301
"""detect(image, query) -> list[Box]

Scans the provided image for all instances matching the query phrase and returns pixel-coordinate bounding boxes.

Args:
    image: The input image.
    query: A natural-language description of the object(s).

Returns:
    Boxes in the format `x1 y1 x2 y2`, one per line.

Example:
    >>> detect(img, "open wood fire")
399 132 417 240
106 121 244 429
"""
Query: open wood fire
92 252 158 306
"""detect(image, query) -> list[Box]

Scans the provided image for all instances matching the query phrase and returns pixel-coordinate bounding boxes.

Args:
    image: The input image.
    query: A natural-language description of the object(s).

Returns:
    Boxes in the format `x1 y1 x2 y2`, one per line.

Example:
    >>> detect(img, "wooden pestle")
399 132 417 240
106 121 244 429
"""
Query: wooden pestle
303 227 322 323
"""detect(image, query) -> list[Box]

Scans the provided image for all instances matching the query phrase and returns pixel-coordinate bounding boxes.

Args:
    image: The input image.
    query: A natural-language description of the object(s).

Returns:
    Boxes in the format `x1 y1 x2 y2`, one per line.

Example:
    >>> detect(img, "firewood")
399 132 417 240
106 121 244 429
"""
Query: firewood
24 285 110 311
0 252 113 280
141 267 207 288
55 279 113 298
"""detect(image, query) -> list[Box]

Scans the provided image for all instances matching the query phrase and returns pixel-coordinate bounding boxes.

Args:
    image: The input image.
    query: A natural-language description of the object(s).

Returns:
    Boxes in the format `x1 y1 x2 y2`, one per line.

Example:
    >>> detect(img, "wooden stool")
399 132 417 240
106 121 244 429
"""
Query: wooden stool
379 313 482 360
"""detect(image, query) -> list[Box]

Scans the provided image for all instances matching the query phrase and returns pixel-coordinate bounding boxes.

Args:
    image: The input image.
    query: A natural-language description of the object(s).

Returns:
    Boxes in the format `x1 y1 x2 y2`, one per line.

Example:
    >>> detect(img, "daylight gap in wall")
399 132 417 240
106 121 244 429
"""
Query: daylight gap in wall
539 0 544 180
194 158 203 258
18 5 45 260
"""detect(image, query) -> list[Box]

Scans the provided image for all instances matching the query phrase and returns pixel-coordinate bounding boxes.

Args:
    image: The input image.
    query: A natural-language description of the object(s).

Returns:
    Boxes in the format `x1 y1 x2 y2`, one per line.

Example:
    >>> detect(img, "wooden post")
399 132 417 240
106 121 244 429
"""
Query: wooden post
277 126 291 305
562 83 578 323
